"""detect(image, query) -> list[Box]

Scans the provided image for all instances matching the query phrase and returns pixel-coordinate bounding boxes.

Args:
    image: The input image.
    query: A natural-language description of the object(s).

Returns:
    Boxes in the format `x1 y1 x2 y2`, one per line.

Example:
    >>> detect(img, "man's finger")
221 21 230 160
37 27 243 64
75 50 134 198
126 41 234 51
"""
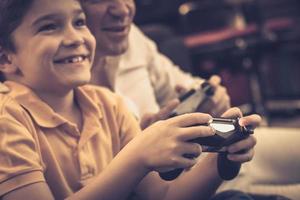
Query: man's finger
159 99 180 120
208 75 221 86
221 107 243 118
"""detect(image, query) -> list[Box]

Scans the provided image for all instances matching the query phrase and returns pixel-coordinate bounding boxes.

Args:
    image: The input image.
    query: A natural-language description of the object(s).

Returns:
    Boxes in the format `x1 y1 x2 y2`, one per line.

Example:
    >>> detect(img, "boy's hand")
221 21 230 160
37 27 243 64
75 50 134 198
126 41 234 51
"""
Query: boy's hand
221 107 261 163
136 113 215 173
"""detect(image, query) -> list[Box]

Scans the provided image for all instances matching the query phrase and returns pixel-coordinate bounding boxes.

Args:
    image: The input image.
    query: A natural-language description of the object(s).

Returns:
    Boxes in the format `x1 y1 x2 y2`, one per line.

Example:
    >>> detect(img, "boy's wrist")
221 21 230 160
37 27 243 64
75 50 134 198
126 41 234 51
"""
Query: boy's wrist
121 138 153 175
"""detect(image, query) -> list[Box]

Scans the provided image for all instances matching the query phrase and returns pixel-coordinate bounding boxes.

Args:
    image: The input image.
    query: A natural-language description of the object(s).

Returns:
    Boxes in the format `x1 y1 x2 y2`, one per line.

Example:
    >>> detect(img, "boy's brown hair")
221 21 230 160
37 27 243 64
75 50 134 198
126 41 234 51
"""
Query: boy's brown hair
0 0 34 82
0 0 34 52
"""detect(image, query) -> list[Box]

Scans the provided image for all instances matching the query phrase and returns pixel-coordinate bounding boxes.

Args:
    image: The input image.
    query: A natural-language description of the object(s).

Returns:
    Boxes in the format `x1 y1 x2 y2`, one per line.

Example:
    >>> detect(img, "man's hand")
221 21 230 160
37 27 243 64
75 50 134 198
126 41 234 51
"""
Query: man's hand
140 99 180 130
206 75 231 117
175 75 230 117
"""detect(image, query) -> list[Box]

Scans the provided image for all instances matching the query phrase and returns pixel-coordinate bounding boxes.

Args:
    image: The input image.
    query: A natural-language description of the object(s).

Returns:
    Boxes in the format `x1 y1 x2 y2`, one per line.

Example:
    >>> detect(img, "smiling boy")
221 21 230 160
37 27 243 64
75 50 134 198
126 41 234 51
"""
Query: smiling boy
0 0 260 199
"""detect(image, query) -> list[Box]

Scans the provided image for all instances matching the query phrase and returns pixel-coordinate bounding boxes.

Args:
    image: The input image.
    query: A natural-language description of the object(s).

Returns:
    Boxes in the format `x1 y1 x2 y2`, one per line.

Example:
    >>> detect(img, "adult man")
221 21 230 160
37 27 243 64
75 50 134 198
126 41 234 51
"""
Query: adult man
81 0 230 128
79 1 299 199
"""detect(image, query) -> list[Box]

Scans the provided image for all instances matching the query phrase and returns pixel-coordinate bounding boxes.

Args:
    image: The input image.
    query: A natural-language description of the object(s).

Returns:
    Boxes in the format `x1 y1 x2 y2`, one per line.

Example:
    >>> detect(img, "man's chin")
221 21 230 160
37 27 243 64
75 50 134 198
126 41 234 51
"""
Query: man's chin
98 40 129 57
109 47 128 56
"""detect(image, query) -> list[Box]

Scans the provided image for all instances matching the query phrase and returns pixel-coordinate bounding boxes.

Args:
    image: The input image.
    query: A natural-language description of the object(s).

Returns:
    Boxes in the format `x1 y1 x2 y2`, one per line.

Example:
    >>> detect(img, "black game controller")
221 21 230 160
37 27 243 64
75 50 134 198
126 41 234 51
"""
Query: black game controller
159 118 254 181
168 81 215 118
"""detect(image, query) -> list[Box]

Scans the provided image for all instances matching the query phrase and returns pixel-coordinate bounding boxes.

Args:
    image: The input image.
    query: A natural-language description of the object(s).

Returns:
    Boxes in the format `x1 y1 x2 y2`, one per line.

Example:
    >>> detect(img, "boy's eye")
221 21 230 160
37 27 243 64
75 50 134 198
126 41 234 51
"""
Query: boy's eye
38 23 58 33
85 0 103 4
75 18 86 27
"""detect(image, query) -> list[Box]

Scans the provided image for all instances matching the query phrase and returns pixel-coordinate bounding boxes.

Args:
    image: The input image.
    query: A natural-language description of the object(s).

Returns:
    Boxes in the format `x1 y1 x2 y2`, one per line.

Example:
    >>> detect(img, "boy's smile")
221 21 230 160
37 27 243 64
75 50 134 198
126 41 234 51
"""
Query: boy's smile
53 55 88 65
6 0 96 95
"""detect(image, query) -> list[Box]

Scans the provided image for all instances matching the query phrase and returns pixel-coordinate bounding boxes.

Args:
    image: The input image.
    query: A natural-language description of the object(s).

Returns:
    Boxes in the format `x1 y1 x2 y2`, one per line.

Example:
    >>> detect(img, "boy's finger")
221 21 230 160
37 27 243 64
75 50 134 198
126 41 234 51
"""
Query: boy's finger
177 156 198 169
227 136 257 153
179 126 215 141
178 143 202 158
239 114 262 128
227 149 254 162
170 113 212 127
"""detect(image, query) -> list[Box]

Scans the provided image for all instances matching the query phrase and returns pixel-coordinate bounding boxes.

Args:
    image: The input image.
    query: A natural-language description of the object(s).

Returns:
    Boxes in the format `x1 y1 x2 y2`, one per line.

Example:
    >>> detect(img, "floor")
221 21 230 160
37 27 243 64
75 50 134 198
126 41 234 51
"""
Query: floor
267 111 300 128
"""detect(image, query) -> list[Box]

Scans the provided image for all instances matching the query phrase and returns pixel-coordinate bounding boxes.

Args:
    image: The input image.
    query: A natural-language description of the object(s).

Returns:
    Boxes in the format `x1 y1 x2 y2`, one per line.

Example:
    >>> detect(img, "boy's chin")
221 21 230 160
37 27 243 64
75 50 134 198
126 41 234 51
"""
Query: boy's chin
71 74 91 85
64 77 91 89
73 79 90 87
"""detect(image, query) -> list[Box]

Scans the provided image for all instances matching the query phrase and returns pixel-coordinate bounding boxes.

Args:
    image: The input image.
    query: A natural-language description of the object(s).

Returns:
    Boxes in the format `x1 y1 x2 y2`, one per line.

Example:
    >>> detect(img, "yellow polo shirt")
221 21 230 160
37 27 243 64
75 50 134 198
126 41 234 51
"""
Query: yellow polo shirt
0 81 141 199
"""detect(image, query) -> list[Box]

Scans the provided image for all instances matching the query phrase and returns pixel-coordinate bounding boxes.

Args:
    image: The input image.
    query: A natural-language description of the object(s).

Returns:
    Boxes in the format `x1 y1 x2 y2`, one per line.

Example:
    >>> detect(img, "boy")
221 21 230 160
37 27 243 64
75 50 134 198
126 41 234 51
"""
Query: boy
0 0 260 199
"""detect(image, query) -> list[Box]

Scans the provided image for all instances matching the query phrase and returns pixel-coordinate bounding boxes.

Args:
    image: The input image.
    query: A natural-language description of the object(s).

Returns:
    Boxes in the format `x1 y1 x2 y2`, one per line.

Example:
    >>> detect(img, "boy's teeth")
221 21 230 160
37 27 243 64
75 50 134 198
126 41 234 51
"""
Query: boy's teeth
64 56 84 64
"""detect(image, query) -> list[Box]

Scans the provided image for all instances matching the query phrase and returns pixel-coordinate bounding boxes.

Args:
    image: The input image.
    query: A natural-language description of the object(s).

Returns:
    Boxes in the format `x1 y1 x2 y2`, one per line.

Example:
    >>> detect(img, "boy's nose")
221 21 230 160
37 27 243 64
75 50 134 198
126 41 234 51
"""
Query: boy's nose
63 27 84 47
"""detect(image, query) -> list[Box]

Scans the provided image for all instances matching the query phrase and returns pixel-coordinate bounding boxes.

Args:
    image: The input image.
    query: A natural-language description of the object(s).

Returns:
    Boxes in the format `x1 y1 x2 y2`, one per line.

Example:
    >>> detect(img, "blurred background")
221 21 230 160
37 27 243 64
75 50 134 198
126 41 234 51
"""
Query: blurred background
134 0 300 127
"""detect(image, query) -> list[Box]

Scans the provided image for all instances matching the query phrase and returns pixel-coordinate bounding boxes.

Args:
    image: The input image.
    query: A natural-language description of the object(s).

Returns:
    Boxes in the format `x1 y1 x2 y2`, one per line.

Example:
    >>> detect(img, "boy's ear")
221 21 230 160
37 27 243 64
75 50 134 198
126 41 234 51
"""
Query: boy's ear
0 47 17 74
0 46 11 64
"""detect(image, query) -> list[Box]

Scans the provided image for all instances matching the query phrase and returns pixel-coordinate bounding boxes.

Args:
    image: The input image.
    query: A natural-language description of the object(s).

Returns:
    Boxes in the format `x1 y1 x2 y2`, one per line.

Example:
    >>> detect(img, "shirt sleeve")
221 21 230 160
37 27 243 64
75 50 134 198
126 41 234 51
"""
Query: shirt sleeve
133 24 204 107
0 99 45 196
0 83 10 93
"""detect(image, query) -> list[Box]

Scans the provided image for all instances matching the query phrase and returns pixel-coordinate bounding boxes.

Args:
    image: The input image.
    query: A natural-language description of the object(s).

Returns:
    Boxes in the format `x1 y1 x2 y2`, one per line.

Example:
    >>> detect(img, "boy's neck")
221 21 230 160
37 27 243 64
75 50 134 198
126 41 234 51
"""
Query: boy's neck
37 89 76 114
37 89 83 130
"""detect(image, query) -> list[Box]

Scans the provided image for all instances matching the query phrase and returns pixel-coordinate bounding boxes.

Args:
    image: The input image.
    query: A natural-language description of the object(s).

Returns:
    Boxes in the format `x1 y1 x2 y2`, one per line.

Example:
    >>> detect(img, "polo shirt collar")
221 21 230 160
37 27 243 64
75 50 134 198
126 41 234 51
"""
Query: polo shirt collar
4 81 103 130
75 86 104 148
